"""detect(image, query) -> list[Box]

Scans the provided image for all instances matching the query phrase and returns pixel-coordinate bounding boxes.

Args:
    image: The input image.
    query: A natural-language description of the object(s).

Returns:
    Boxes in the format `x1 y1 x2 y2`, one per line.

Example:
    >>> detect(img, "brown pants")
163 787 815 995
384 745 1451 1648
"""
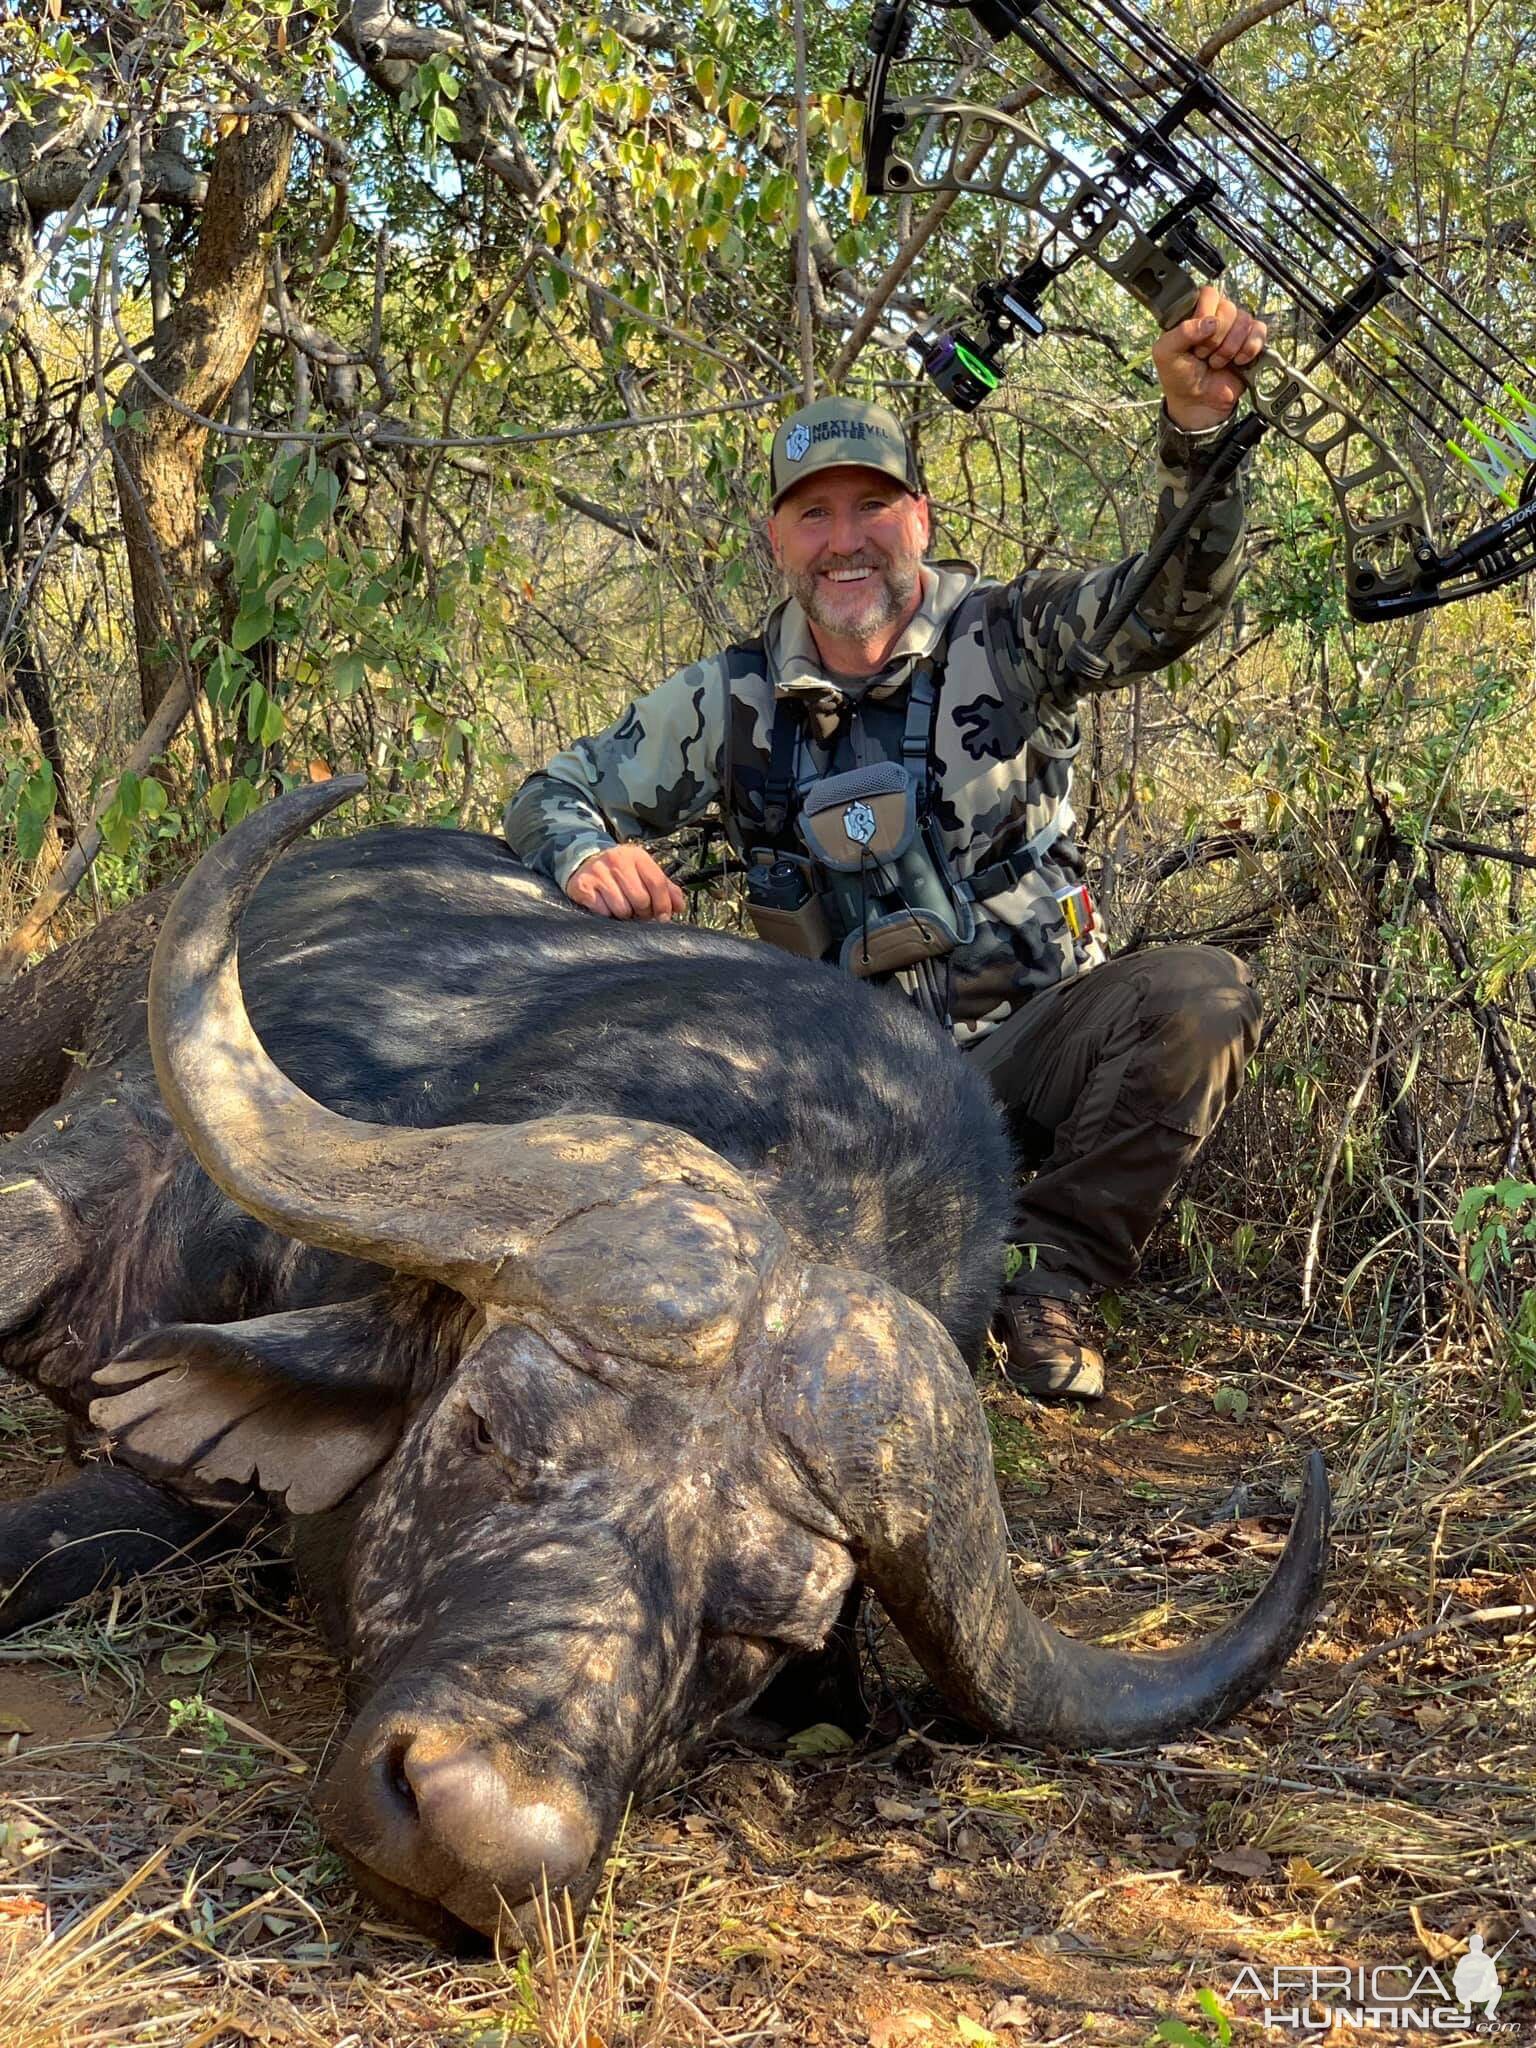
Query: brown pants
963 945 1261 1300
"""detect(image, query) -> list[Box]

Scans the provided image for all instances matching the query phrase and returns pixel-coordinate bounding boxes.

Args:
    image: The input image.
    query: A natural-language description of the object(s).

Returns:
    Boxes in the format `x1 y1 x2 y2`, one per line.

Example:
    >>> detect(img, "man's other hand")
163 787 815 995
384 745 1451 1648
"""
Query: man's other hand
566 845 687 919
1153 285 1267 434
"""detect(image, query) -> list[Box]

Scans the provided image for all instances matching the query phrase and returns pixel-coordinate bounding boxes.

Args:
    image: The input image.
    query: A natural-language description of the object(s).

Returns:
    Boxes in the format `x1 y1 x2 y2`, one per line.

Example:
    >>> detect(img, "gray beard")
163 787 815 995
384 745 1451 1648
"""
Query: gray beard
789 557 918 644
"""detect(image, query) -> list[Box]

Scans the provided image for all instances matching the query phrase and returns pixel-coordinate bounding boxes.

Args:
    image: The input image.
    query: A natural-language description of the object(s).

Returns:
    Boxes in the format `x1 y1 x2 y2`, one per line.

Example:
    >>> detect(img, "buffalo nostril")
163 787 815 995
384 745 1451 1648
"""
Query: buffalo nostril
376 1735 419 1822
400 1743 598 1890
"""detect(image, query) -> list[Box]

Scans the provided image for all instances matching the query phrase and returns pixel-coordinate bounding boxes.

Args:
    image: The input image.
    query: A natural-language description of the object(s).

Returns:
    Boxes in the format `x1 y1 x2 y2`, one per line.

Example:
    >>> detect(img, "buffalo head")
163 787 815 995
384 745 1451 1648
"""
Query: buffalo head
92 781 1328 1948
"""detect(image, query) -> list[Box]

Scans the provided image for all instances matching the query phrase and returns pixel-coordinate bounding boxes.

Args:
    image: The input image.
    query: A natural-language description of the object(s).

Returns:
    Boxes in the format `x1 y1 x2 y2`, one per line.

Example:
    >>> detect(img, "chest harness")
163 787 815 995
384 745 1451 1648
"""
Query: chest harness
724 586 1086 1024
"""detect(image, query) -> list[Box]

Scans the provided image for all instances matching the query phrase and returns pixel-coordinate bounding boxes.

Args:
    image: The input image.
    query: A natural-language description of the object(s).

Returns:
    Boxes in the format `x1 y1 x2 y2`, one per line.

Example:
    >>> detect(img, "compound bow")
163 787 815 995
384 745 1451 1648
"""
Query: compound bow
860 0 1536 632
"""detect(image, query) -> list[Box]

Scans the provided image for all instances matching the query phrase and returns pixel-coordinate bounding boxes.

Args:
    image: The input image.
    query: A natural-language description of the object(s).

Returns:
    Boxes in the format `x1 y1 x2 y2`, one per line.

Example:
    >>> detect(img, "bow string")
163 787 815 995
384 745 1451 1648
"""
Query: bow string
860 0 1536 624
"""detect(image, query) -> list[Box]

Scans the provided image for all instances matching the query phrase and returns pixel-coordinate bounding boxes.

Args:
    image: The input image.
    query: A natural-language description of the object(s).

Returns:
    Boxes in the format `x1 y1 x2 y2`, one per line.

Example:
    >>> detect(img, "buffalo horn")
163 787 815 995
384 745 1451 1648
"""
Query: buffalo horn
778 1271 1329 1748
145 779 783 1341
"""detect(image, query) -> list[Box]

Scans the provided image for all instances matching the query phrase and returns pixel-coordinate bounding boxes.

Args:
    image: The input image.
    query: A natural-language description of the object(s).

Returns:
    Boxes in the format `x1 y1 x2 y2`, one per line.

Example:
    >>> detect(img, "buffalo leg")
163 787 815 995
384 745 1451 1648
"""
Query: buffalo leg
0 1463 228 1632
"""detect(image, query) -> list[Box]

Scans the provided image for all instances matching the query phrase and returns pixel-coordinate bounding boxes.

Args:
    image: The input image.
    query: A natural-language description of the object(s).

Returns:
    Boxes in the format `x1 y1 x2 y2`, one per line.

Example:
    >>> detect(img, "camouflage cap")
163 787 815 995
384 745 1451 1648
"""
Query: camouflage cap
768 397 920 509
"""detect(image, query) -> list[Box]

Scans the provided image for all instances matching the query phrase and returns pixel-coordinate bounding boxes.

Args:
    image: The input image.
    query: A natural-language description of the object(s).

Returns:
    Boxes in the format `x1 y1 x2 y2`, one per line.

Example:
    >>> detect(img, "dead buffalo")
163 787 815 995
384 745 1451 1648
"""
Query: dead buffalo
0 778 1328 1946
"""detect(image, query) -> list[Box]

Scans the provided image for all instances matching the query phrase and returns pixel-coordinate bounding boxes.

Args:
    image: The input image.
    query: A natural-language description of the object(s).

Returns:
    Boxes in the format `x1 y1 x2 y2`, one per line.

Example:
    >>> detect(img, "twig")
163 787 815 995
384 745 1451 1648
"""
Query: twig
791 0 815 402
1339 1603 1536 1679
1430 832 1536 872
201 1706 310 1773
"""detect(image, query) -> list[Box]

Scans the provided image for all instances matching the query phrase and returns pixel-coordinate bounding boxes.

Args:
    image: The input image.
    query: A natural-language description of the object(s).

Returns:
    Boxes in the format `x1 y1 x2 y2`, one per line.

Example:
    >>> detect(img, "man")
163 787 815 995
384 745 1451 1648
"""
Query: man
504 285 1266 1401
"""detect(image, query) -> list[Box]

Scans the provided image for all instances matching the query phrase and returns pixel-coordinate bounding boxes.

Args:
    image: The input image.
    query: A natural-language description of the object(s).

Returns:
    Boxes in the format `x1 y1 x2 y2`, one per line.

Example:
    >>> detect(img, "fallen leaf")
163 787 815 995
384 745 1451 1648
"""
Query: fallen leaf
956 2022 1001 2047
874 1796 928 1823
985 2000 1036 2032
785 1721 853 1758
1286 1855 1331 1894
161 1634 218 1675
867 2014 934 2047
1208 1846 1273 1880
1414 1701 1453 1733
1213 1384 1249 1420
1410 1902 1463 1963
720 1930 787 1963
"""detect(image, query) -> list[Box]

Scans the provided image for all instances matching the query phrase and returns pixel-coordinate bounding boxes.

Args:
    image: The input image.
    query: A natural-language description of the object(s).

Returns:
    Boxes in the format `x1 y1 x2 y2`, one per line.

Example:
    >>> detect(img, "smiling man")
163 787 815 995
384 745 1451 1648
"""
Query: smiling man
505 287 1265 1401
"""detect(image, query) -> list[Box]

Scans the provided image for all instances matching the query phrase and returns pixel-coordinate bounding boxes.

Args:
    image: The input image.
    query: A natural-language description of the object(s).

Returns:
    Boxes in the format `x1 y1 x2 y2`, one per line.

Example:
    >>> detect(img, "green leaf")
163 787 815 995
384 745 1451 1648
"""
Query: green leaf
432 101 461 141
254 501 280 576
296 471 340 536
138 775 167 818
784 1722 853 1758
1195 1989 1233 2045
116 771 141 821
1212 1385 1249 1421
223 777 259 829
231 596 274 652
1453 1185 1496 1234
1153 2025 1216 2048
14 814 44 862
759 171 793 223
330 650 367 698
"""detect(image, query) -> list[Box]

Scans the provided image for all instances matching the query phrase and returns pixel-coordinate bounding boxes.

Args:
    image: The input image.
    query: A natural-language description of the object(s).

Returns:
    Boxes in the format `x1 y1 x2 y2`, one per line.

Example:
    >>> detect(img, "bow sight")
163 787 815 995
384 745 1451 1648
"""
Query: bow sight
860 0 1536 622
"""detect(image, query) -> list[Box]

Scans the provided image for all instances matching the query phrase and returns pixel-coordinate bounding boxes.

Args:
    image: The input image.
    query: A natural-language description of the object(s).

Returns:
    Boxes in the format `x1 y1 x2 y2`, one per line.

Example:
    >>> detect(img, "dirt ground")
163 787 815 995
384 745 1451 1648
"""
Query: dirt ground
1 1297 1532 2047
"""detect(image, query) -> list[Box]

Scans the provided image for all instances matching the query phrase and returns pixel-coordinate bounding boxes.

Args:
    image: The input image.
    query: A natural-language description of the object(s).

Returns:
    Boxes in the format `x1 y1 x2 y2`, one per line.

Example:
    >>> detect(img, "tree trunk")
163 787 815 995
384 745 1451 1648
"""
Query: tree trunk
113 115 293 721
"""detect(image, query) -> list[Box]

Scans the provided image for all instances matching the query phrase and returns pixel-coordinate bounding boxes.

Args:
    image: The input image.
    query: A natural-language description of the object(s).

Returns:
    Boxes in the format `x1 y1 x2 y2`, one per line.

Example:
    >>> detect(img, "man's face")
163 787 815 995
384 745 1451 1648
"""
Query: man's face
767 468 930 646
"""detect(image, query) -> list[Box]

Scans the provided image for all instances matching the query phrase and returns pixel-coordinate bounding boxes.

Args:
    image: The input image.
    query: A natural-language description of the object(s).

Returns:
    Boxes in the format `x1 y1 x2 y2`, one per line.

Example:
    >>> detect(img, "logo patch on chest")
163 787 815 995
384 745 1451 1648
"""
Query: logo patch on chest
842 799 878 846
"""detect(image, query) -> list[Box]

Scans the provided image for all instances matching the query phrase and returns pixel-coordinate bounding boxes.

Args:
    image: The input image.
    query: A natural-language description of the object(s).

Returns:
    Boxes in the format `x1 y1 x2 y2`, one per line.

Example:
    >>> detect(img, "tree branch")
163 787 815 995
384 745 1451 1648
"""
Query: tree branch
1196 0 1307 67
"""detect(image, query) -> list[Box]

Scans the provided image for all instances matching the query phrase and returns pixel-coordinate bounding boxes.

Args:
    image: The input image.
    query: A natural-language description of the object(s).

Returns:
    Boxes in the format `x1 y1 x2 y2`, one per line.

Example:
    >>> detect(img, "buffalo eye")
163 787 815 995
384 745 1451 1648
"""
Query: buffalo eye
467 1407 499 1458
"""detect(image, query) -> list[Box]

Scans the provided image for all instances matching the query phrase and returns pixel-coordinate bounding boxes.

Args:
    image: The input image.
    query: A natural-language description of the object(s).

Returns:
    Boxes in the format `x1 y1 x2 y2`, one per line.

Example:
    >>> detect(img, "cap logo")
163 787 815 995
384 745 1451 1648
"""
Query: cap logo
784 423 811 462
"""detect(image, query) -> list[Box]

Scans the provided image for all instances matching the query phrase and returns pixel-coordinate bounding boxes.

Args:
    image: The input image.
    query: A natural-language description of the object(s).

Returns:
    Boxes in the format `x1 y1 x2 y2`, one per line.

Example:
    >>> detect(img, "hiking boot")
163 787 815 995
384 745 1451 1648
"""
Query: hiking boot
994 1293 1105 1402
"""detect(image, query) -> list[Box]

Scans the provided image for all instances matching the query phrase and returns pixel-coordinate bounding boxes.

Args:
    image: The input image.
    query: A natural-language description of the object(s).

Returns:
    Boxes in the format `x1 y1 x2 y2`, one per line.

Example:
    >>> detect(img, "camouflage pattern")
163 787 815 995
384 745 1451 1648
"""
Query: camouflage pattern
505 413 1247 1042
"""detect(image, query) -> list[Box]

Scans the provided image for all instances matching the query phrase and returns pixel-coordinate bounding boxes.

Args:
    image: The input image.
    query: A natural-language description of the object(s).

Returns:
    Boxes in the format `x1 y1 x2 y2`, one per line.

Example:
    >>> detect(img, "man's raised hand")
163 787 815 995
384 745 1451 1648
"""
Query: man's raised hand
565 844 687 920
1153 284 1267 434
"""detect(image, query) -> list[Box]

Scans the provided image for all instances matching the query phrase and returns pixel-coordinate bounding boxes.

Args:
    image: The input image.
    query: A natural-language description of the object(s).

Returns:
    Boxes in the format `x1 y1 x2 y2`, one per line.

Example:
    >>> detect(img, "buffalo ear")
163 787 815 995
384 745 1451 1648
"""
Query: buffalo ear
90 1288 450 1514
0 1174 77 1335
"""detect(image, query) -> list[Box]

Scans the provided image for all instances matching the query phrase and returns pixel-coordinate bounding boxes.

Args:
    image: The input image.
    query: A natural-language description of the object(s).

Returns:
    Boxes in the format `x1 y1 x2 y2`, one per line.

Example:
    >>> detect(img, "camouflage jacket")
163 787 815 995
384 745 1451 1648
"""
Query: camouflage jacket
505 412 1246 1043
